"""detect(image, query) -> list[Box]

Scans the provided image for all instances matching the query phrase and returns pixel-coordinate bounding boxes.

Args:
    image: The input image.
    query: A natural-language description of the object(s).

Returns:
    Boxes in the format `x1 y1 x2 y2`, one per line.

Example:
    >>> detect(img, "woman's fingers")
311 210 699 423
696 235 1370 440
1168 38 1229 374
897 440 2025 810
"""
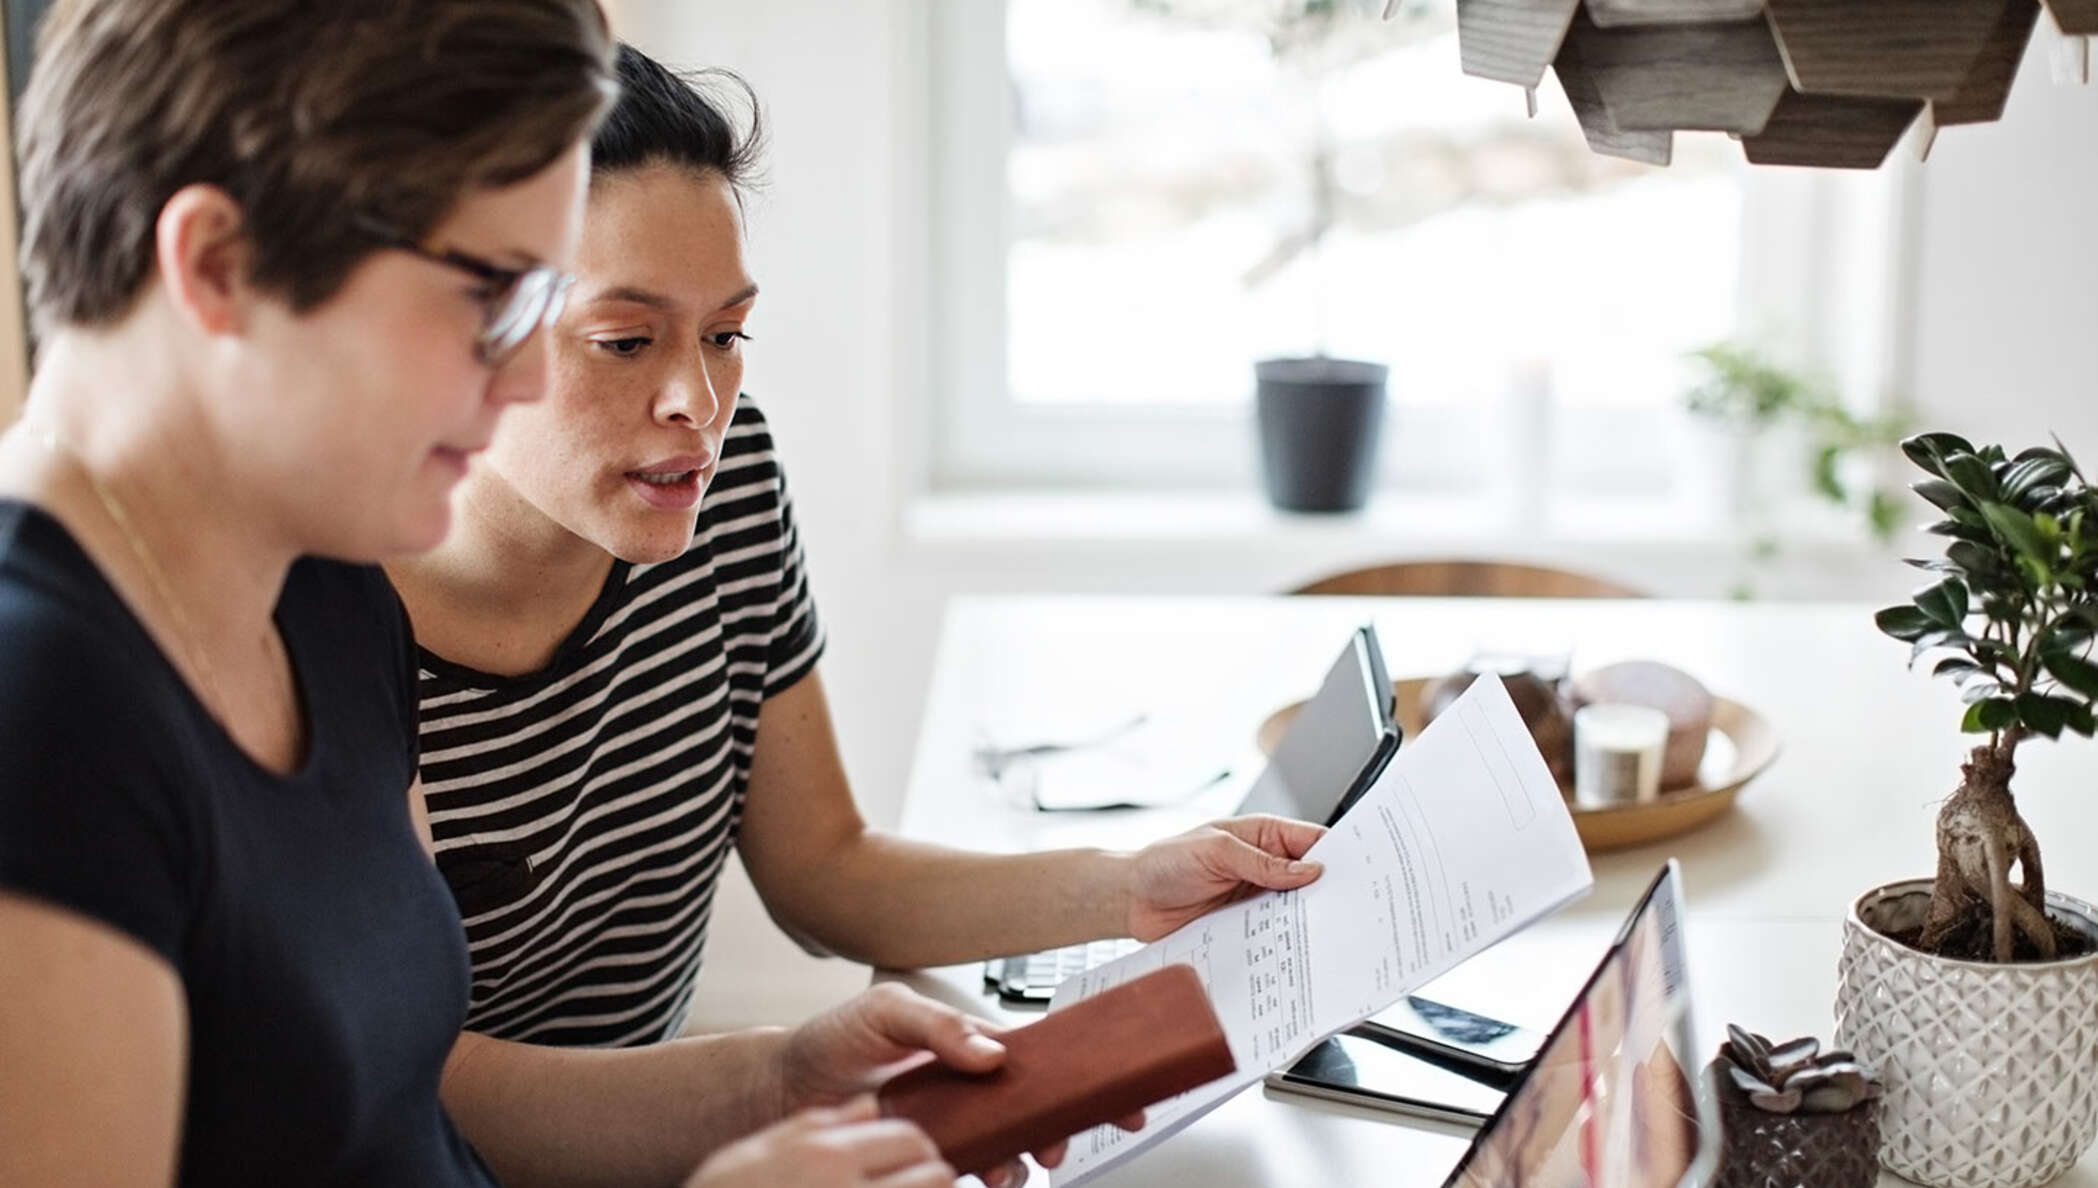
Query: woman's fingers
868 1163 961 1188
1216 813 1325 859
1028 1138 1067 1168
1212 832 1322 890
859 984 1007 1074
686 1102 949 1188
799 1095 880 1128
816 1118 944 1177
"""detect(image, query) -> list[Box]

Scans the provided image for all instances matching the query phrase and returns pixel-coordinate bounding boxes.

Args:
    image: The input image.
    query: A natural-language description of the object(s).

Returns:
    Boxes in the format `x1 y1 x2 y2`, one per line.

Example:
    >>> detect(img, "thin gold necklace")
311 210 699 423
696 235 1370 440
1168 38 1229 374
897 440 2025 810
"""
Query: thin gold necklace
37 427 229 716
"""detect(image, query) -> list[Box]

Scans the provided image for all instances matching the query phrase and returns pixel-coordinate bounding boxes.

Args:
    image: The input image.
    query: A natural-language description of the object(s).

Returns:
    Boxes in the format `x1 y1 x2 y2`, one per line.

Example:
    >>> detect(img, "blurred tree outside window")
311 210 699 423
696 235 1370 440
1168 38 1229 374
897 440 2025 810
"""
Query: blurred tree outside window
998 0 1745 496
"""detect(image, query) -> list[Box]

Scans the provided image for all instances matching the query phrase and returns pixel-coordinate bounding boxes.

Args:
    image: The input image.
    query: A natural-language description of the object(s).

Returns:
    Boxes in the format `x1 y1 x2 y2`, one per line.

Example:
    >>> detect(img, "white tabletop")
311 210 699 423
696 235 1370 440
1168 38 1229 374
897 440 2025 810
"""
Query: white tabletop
887 595 2098 1188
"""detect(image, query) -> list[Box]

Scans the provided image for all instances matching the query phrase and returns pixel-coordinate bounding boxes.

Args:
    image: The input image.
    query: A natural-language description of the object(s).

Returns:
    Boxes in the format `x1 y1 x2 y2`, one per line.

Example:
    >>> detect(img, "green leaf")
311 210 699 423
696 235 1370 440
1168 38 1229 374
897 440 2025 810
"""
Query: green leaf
1978 595 2021 623
2004 456 2072 504
1971 638 2018 664
1945 540 2003 578
1904 557 1954 573
2016 692 2069 739
2042 648 2098 698
1915 578 1969 627
2067 703 2097 738
1927 519 1991 545
1963 698 2019 732
1944 453 1998 501
1876 605 1935 642
1913 479 1968 513
1867 491 1902 543
1981 501 2053 566
1911 629 1967 665
2048 615 2097 654
2053 432 2085 481
1812 445 1845 502
1962 680 2004 705
1903 432 1976 477
1933 657 1982 682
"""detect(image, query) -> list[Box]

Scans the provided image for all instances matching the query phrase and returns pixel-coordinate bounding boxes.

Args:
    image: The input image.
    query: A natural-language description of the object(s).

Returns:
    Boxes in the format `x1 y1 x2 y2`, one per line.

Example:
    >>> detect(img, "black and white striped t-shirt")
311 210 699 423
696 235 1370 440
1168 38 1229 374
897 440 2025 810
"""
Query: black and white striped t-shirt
414 397 824 1048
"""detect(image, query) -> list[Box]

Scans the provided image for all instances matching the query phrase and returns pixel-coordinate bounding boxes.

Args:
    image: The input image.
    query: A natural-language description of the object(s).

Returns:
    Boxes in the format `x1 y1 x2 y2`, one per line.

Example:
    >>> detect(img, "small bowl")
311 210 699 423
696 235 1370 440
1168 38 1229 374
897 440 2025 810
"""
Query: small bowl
1256 677 1781 853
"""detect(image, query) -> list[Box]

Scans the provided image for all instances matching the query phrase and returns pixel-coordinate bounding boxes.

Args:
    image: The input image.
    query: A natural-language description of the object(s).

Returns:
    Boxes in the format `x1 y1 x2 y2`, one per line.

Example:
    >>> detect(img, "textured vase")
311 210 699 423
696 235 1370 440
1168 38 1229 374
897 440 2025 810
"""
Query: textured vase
1833 879 2098 1188
1707 1057 1881 1188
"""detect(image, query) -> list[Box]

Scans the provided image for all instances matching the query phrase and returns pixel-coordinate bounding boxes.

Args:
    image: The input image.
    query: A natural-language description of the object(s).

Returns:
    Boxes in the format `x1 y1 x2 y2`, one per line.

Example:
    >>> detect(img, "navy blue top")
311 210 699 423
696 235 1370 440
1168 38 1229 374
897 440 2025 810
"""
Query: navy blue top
0 502 496 1187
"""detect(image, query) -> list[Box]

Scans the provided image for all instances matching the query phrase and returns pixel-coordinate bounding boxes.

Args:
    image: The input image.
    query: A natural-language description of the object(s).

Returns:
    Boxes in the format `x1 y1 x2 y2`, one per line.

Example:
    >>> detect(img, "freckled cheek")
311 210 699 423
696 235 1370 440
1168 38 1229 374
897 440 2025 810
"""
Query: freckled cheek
555 381 652 489
712 359 746 427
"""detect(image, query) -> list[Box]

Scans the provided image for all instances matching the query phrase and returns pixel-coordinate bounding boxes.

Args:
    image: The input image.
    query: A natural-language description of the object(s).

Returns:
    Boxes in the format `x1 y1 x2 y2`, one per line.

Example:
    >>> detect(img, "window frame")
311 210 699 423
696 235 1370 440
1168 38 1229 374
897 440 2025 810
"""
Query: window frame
926 0 1919 511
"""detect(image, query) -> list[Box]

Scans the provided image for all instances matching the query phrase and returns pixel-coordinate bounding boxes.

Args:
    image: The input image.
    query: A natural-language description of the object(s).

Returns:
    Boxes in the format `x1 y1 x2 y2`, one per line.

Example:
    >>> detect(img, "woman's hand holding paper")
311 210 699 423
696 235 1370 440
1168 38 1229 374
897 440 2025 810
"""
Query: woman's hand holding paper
1124 815 1327 942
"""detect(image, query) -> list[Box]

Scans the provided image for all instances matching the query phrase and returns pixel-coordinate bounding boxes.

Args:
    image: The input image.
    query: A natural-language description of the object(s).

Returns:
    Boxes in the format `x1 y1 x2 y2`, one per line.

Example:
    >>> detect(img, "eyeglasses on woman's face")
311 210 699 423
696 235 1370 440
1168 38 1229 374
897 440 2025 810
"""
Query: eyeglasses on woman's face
353 213 576 367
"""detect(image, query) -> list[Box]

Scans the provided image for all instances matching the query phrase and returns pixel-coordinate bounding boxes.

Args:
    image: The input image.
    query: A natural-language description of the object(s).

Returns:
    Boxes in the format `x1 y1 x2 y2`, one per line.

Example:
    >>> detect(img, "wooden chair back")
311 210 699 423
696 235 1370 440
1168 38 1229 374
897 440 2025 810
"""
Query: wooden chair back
1290 560 1647 600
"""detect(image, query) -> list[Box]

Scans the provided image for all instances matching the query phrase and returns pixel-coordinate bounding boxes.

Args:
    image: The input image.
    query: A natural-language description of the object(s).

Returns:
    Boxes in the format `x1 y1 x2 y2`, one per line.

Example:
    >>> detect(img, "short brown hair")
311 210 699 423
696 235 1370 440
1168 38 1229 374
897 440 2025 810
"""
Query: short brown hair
17 0 618 331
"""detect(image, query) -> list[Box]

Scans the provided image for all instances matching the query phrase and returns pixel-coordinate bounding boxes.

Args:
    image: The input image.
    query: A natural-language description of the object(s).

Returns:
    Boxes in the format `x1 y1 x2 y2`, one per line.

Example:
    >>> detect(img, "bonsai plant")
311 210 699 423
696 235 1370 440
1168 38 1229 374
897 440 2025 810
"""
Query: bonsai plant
1834 431 2098 1187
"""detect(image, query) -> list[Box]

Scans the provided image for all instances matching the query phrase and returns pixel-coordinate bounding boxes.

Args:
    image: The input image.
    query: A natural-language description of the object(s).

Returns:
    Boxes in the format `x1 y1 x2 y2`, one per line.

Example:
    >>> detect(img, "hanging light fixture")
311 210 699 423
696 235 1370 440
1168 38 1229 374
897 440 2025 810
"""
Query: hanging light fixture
1418 0 2095 167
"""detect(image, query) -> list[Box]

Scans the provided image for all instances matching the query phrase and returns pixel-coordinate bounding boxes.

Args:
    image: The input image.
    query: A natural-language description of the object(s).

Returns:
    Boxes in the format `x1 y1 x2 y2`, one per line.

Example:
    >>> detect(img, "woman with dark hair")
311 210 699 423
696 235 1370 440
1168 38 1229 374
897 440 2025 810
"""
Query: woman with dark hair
389 29 1322 1120
0 6 1024 1187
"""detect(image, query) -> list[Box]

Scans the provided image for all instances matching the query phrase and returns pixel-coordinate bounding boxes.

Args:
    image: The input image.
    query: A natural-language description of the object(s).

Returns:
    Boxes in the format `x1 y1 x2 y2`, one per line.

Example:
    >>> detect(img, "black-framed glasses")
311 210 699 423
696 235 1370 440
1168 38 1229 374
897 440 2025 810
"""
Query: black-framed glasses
352 214 575 366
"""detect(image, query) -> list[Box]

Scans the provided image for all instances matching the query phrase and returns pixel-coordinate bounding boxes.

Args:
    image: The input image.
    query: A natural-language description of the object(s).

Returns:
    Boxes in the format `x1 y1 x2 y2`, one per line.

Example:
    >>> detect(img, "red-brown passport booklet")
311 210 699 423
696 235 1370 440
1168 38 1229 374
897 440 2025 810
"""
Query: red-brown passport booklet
876 962 1236 1177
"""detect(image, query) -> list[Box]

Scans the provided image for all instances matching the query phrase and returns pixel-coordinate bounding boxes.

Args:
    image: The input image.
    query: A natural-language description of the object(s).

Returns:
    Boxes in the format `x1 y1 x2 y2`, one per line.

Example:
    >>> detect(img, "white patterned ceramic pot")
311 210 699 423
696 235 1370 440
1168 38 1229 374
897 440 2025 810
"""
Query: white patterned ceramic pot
1834 879 2098 1188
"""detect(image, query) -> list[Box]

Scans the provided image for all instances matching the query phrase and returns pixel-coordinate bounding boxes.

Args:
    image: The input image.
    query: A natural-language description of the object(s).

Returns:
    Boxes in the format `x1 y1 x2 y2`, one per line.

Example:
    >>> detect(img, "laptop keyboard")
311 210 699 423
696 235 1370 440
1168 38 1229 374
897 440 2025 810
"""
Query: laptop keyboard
985 938 1142 1003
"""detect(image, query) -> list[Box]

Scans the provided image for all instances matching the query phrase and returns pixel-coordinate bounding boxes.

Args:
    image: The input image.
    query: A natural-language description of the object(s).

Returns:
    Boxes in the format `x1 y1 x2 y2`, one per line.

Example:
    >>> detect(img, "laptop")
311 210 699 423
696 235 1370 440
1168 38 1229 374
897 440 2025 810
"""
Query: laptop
984 625 1400 1003
1439 861 1719 1188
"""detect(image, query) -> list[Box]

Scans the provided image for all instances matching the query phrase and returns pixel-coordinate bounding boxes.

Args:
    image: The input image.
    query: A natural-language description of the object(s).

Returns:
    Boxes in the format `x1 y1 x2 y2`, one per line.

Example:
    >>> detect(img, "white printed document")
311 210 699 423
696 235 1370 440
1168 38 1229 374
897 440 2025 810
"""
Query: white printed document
1047 674 1593 1185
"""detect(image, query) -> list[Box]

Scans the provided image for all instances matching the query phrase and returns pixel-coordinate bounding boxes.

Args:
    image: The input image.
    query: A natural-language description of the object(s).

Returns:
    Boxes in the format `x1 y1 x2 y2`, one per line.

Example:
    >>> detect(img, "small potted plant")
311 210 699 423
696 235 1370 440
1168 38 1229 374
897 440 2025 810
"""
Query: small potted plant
1680 340 1910 598
1708 1026 1882 1188
1128 0 1439 511
1846 432 2098 1187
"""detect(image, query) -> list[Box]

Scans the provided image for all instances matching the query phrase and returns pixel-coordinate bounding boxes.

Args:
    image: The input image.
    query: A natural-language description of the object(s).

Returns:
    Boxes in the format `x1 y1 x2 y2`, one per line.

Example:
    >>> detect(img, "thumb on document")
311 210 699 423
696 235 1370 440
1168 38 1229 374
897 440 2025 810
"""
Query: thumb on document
1127 816 1326 940
1222 834 1323 889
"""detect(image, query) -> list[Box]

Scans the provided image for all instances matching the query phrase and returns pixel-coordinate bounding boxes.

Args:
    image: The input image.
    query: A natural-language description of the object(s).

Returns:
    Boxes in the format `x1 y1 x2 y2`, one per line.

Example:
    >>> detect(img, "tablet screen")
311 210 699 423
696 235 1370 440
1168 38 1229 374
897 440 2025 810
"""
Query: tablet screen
1444 863 1717 1188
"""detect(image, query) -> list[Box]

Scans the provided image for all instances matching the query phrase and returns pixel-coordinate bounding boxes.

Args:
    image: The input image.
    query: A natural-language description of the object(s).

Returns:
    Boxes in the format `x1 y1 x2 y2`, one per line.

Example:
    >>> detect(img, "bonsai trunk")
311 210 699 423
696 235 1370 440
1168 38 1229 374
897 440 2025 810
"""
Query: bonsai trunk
1919 736 2058 963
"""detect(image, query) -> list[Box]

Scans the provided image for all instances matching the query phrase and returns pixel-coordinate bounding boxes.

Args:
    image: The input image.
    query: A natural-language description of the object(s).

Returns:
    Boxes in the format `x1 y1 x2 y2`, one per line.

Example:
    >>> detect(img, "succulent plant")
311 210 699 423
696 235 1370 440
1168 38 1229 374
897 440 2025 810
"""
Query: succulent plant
1721 1026 1882 1116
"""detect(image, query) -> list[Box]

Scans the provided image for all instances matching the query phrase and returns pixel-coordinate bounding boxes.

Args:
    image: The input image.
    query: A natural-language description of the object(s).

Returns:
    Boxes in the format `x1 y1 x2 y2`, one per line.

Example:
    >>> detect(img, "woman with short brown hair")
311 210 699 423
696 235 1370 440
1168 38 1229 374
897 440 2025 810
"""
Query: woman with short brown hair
0 4 1033 1186
0 2 613 1182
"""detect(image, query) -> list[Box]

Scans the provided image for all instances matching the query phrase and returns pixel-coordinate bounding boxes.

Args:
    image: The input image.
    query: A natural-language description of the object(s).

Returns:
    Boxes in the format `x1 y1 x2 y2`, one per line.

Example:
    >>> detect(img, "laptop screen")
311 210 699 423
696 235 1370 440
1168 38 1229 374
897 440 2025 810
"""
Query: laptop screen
1443 862 1719 1188
1235 625 1395 826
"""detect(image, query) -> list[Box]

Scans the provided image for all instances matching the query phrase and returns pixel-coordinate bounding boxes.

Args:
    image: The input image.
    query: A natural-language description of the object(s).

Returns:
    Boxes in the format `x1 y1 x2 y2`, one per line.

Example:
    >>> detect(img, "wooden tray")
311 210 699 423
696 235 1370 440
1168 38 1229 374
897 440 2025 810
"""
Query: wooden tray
1256 677 1780 853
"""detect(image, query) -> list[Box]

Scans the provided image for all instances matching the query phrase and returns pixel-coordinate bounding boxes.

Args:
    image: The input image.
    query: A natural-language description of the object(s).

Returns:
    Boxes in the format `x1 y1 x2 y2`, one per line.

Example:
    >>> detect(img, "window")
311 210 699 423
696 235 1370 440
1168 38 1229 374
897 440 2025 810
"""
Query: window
930 0 1906 523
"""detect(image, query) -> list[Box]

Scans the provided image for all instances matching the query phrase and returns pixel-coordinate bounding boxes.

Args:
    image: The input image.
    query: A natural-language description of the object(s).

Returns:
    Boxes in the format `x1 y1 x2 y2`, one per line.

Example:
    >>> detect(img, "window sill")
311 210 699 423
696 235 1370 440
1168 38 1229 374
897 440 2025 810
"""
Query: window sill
905 487 1864 552
895 489 1898 604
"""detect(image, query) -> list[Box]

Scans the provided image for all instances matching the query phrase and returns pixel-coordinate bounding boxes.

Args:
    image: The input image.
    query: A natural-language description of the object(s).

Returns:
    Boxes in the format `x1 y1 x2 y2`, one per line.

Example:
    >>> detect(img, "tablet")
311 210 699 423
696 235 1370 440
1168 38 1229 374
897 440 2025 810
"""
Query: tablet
1442 862 1721 1188
1237 622 1398 826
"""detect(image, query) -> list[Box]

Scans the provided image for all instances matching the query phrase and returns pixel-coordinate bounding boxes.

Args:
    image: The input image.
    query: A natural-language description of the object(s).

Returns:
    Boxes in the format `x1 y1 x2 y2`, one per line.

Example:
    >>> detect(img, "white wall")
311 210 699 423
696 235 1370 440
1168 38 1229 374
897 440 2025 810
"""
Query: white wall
1907 40 2098 455
611 1 2098 1028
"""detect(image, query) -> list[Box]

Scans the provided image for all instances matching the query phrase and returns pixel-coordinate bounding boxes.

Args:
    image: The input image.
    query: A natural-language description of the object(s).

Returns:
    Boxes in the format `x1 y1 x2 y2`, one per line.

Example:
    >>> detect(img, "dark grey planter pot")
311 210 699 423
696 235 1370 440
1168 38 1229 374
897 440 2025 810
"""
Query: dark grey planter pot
1254 356 1387 513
